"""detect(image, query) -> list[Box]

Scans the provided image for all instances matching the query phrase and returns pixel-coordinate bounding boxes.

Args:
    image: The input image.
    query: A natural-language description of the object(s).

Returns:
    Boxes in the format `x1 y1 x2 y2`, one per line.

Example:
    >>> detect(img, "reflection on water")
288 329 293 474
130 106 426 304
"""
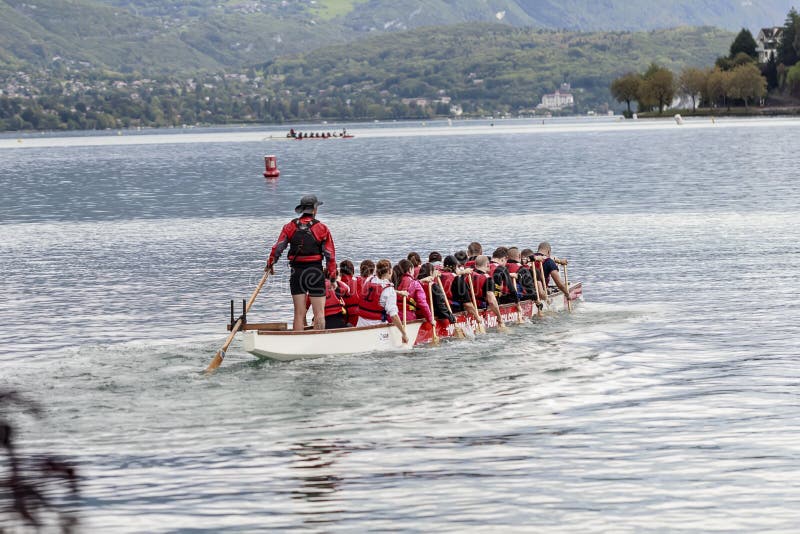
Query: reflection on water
288 440 348 526
2 120 800 531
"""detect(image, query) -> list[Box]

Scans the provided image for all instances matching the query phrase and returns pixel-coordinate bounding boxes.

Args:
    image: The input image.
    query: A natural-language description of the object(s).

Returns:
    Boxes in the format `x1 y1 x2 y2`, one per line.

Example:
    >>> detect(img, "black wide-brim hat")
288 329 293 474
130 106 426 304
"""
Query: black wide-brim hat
294 194 323 214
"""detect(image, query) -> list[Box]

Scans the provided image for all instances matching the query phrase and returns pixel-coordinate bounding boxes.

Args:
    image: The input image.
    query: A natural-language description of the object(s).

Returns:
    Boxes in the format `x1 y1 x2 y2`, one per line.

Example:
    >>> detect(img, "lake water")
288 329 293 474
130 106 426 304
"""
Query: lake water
2 117 800 531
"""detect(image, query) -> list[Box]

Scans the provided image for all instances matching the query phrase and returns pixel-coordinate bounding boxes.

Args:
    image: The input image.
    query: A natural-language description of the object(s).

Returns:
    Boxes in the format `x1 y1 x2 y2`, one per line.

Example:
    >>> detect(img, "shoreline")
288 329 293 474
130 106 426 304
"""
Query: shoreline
2 115 800 149
639 106 800 118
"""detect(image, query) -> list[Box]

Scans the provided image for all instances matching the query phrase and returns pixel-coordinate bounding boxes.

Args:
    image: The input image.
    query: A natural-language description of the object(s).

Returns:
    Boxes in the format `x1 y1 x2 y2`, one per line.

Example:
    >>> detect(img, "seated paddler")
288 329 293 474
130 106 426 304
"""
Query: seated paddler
356 259 409 344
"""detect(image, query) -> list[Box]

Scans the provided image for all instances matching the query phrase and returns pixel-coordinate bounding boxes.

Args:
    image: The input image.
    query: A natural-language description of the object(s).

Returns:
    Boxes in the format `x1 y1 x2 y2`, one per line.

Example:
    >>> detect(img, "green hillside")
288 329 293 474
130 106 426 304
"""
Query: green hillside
0 24 734 131
0 0 791 74
262 24 734 112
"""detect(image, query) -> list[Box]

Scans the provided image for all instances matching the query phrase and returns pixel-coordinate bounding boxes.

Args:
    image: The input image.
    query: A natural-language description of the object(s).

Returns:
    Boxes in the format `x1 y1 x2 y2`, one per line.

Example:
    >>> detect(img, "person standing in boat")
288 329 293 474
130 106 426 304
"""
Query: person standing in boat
357 259 409 344
266 195 336 332
534 242 574 301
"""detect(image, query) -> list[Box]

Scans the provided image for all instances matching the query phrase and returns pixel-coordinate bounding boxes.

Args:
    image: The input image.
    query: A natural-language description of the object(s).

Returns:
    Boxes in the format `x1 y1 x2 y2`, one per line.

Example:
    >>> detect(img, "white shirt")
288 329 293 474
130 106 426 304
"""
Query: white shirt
356 275 399 327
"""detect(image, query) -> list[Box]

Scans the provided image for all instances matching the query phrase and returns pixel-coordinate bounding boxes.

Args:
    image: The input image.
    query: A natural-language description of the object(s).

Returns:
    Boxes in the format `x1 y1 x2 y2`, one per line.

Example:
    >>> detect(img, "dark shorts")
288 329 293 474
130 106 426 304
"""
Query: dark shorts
290 262 325 297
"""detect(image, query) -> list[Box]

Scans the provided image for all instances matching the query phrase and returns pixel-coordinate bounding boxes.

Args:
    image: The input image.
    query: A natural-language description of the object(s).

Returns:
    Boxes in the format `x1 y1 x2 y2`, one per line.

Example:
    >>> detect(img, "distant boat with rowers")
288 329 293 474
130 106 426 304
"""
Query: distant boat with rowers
263 129 354 141
236 283 581 361
294 134 354 140
287 128 354 140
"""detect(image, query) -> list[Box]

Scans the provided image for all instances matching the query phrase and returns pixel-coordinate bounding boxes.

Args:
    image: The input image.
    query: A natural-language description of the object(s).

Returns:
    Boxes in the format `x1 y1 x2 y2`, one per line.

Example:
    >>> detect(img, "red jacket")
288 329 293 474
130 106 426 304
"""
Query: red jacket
350 275 368 299
470 270 491 301
396 273 433 323
359 278 390 321
268 215 336 273
306 279 349 318
439 271 456 300
340 274 360 319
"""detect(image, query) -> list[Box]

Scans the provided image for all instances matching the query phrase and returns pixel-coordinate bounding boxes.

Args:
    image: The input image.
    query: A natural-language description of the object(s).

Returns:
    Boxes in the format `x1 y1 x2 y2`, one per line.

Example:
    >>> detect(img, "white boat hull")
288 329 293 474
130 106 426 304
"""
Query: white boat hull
243 320 424 361
240 282 582 362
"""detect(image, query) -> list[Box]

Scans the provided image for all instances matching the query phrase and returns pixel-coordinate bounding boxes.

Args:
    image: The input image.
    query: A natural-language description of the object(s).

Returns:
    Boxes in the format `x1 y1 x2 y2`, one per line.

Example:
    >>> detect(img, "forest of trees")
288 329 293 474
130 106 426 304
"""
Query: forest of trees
610 8 800 115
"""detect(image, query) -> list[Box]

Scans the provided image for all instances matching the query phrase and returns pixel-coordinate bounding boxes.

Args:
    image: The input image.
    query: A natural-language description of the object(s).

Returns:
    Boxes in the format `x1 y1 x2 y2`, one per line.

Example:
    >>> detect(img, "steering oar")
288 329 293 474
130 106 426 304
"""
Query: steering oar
204 269 271 374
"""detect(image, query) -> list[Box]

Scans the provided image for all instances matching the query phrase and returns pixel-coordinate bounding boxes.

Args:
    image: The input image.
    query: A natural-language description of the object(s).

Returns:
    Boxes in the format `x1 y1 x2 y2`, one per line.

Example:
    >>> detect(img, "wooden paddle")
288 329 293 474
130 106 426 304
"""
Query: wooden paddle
425 281 440 346
205 269 270 374
559 258 572 312
466 272 487 334
528 263 544 318
437 277 466 339
537 259 550 306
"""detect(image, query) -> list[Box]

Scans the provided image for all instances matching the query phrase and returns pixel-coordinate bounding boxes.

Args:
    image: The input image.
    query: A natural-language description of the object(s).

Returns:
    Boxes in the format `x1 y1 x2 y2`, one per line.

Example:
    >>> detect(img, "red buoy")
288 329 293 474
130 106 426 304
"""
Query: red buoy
263 154 280 178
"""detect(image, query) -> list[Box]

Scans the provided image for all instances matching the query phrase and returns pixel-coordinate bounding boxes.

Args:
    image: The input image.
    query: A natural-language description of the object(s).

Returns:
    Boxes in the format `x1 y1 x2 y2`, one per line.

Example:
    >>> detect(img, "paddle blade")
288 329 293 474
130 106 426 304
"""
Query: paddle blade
204 350 225 375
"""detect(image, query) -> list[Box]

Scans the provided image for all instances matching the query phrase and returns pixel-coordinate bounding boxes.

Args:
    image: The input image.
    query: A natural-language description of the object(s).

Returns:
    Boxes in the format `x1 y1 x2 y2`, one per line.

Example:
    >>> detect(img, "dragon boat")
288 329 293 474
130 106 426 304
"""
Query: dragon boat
236 283 582 361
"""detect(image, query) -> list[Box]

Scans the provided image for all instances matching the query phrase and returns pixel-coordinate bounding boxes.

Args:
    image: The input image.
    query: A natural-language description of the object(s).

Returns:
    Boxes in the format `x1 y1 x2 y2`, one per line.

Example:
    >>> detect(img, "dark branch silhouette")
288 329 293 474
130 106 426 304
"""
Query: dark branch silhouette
1 389 81 532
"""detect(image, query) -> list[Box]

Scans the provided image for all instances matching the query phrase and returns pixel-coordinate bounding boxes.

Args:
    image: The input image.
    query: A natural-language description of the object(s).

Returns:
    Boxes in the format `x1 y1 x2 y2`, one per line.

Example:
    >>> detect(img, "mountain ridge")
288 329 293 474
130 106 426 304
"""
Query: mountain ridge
0 0 793 74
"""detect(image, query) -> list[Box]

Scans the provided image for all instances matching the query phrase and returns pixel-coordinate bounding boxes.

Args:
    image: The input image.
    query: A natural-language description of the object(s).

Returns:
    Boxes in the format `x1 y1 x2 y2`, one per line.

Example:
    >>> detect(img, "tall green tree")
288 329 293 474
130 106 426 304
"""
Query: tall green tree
610 72 640 114
729 63 767 108
786 64 800 96
639 63 675 113
778 8 800 67
761 55 779 90
679 67 708 111
729 28 757 59
706 68 732 109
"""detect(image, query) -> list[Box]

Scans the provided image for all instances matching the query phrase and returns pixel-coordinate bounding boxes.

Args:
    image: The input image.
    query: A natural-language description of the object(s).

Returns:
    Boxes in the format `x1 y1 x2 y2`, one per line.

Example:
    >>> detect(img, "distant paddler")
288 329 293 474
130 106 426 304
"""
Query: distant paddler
534 242 575 303
266 195 337 331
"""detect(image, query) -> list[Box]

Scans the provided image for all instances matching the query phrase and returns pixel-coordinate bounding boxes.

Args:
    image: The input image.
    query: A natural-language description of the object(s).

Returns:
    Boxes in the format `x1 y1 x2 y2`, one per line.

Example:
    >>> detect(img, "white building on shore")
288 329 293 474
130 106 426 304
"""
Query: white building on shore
537 83 575 110
756 27 783 63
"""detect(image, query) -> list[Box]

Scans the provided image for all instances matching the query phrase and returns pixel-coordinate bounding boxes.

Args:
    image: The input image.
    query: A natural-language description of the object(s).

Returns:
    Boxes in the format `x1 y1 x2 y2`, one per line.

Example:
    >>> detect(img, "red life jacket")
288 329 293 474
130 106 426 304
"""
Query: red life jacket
287 217 323 262
471 270 488 301
506 261 522 295
439 271 456 299
355 276 366 297
358 278 390 321
323 280 347 317
340 275 360 316
396 273 418 313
